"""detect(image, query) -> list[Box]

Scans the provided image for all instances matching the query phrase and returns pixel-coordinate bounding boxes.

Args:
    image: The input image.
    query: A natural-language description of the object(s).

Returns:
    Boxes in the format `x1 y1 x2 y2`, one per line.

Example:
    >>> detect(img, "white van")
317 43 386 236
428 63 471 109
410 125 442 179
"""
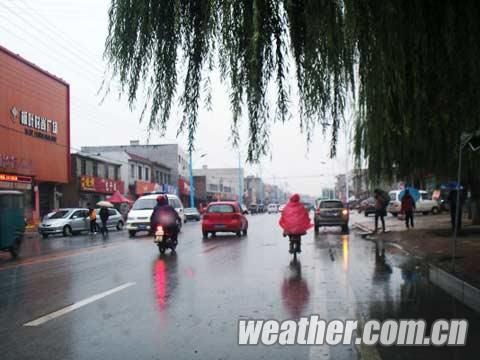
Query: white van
126 193 185 237
387 190 439 216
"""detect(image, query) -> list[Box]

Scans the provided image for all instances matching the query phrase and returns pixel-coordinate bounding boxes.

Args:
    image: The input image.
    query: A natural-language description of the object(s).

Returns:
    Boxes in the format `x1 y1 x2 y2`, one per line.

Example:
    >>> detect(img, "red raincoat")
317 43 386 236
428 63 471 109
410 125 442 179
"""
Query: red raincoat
279 194 313 234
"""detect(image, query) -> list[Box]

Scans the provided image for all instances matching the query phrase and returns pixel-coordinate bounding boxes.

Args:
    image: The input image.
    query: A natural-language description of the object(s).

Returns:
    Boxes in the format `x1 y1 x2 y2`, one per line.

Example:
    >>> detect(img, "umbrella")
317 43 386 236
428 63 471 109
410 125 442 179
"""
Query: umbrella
97 200 114 208
399 187 420 202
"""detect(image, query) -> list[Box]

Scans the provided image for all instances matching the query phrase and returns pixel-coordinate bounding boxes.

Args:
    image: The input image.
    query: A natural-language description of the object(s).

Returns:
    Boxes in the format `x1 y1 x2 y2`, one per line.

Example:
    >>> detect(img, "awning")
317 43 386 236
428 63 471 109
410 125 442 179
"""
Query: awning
106 190 133 204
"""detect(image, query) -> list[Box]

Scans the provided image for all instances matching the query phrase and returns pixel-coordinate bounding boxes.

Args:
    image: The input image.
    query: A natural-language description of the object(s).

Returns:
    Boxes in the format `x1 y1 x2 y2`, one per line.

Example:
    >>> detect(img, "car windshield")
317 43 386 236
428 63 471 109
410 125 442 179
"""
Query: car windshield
389 192 397 201
320 201 343 209
49 210 70 219
132 199 157 210
208 204 235 213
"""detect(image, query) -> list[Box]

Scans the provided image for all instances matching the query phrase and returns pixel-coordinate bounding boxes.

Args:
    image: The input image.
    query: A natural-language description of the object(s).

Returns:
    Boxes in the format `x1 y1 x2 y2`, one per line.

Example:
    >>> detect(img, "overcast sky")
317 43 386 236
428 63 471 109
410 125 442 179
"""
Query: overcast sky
0 0 352 196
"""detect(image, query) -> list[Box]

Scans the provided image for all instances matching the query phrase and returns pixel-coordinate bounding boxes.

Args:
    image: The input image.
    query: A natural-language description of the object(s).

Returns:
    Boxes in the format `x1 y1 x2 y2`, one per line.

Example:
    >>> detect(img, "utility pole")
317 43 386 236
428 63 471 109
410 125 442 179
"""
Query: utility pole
189 148 194 208
238 150 243 206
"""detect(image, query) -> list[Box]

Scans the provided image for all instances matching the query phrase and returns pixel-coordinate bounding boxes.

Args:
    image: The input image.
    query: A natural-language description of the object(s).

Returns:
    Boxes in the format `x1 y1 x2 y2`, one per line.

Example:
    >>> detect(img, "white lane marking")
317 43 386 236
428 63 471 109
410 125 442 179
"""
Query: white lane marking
24 282 136 327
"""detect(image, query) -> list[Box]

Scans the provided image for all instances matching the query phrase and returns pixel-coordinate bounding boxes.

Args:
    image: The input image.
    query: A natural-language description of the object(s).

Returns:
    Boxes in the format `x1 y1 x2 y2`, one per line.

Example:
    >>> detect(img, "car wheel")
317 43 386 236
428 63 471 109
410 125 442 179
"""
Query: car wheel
431 207 439 215
41 233 49 239
364 212 368 217
236 231 241 237
128 230 136 238
314 225 319 233
63 225 72 237
9 238 21 259
116 221 124 231
203 231 209 238
341 225 349 234
242 228 247 236
211 232 216 237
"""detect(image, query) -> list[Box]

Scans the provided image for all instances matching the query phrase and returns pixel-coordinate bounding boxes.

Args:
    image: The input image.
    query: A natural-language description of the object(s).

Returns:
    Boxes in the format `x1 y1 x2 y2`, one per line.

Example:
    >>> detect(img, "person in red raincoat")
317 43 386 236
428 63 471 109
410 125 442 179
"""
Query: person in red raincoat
279 194 313 235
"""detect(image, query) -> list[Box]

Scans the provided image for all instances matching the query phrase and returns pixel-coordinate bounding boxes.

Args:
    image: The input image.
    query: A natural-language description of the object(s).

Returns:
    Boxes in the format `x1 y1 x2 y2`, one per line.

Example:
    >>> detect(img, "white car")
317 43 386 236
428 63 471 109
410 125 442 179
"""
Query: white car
126 193 185 237
387 190 439 216
278 204 286 212
267 203 279 214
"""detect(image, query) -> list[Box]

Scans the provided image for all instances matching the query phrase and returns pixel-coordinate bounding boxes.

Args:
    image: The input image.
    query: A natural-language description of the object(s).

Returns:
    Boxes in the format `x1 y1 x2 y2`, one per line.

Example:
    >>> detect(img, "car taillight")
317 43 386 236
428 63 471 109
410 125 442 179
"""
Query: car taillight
315 208 321 215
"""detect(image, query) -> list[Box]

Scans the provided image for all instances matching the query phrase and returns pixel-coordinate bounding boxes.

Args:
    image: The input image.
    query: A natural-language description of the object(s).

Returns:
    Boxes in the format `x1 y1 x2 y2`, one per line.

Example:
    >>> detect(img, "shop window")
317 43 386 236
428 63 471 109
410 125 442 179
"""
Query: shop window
114 167 119 180
81 159 86 175
138 166 142 180
156 171 160 182
145 168 149 181
93 162 98 177
130 164 135 178
104 164 109 178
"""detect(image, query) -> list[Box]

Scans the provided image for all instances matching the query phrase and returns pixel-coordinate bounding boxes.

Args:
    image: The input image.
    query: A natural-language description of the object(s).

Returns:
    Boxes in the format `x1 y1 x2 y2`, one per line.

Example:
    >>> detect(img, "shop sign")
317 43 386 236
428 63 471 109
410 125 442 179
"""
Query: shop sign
80 175 124 194
0 154 33 172
135 181 156 195
10 106 59 142
0 173 32 183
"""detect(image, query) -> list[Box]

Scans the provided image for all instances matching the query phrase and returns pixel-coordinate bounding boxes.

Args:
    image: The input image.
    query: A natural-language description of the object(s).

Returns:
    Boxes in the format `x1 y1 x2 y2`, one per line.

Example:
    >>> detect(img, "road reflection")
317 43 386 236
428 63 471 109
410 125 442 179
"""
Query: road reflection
153 254 178 312
281 260 310 319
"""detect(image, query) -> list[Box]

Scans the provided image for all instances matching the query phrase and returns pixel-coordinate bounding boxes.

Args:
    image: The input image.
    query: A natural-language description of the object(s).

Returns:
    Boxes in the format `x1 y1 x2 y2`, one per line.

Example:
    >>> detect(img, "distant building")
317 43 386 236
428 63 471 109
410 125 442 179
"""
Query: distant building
244 176 264 206
321 188 336 200
62 152 124 208
193 166 243 204
82 141 187 203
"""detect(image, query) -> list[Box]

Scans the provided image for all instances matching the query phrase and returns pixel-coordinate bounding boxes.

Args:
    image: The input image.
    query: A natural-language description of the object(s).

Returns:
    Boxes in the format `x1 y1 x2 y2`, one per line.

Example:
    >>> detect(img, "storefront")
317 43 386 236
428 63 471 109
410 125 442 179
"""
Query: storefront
77 175 125 207
0 45 70 222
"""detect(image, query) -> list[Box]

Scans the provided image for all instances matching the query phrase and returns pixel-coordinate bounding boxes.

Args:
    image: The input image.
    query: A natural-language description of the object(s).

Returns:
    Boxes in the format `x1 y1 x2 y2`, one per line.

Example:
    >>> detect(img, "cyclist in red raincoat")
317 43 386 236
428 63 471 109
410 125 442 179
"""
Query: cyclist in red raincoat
279 194 313 235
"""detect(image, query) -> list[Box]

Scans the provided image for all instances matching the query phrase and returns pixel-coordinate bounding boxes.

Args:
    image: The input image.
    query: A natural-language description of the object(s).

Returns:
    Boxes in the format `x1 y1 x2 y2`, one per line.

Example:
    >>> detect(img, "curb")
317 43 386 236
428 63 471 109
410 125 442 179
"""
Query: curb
428 265 480 313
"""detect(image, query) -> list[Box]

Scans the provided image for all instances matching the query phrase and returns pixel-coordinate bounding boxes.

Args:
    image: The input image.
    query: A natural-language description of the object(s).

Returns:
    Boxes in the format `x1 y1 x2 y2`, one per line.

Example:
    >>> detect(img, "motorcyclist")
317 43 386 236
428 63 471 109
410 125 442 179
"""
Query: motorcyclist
150 195 181 244
279 194 313 253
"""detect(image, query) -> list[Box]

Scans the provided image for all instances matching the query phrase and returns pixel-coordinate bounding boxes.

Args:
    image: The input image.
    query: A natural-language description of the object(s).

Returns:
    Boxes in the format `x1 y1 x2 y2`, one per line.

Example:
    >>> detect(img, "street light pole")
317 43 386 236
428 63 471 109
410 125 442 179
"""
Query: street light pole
238 151 243 206
189 148 194 208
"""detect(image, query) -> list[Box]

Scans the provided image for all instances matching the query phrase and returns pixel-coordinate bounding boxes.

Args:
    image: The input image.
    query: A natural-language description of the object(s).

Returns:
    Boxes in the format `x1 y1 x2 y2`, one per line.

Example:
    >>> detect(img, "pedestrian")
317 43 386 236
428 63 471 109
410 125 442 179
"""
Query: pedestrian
99 206 110 238
87 203 97 234
448 189 465 232
374 189 387 233
400 189 416 229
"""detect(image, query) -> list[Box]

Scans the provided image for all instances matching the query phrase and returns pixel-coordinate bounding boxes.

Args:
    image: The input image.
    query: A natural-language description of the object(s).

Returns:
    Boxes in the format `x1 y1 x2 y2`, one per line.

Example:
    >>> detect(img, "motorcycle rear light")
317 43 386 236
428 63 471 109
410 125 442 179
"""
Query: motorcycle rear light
342 209 349 215
156 225 164 232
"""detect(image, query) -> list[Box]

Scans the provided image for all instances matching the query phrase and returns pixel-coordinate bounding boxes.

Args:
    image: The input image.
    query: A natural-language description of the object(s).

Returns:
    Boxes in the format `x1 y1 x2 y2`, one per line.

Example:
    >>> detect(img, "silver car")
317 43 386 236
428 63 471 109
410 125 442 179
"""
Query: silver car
39 208 89 238
96 208 125 231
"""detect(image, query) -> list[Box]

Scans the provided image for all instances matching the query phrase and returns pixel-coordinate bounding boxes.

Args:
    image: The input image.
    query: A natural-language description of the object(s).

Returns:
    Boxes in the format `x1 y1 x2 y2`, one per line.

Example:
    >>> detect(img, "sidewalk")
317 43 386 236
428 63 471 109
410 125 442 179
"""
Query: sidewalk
353 213 480 289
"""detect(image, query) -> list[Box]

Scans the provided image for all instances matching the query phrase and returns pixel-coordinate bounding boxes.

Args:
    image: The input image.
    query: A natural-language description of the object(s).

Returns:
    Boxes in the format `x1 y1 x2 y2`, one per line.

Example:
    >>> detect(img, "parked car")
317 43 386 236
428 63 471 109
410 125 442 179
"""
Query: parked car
248 204 258 214
96 207 124 230
387 190 439 216
267 203 278 214
258 203 266 213
184 207 201 222
202 201 248 238
38 208 89 238
314 199 349 233
126 192 185 237
359 197 376 217
240 203 249 214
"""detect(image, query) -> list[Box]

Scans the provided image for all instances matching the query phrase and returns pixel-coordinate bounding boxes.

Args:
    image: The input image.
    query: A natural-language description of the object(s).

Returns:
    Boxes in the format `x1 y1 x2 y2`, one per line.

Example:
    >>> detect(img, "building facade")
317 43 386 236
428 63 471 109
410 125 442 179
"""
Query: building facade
0 45 70 222
82 142 186 202
244 176 264 206
193 166 243 203
62 153 124 208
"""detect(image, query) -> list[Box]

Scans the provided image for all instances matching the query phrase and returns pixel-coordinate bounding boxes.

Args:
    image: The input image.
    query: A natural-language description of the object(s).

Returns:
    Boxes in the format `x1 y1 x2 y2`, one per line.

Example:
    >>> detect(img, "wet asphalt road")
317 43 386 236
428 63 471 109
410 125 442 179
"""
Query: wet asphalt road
0 213 479 360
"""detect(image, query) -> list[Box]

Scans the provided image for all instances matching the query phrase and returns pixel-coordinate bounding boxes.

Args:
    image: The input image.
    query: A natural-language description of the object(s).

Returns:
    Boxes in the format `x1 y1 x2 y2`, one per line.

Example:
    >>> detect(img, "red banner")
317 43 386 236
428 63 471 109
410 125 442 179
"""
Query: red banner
80 176 124 194
135 180 157 196
178 179 190 195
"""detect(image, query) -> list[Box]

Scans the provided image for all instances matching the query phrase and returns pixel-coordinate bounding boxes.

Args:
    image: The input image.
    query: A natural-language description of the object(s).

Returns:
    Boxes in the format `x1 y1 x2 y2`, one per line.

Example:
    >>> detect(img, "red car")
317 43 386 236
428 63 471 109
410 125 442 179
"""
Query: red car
202 201 248 238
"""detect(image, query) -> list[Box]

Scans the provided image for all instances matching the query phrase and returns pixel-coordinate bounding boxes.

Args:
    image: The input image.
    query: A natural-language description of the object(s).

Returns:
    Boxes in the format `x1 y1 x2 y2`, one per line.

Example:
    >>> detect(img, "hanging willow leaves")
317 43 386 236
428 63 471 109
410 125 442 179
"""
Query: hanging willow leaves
104 0 354 160
105 0 480 184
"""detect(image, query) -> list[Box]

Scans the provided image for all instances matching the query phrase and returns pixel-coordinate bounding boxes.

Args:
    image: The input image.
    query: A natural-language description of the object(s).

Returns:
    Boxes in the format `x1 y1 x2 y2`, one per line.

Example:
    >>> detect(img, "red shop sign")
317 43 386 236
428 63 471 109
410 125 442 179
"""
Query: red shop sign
80 176 124 194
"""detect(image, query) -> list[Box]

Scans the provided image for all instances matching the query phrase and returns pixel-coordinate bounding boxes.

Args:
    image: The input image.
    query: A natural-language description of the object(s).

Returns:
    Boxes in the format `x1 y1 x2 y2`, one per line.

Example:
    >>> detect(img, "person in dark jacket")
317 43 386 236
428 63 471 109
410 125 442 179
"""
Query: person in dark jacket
150 195 181 243
374 189 387 233
99 207 110 238
448 189 465 231
401 189 416 229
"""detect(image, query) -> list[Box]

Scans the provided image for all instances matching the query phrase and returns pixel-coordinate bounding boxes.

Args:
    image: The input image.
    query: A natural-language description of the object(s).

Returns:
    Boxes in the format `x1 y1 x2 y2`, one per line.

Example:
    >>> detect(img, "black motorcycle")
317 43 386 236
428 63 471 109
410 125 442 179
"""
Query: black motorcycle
154 225 178 254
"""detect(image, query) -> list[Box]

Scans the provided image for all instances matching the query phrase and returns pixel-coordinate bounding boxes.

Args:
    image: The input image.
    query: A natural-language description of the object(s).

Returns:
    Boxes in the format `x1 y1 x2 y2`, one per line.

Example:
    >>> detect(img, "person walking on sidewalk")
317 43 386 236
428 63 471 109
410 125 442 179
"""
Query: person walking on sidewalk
401 189 416 229
374 189 387 233
87 204 97 235
99 206 110 239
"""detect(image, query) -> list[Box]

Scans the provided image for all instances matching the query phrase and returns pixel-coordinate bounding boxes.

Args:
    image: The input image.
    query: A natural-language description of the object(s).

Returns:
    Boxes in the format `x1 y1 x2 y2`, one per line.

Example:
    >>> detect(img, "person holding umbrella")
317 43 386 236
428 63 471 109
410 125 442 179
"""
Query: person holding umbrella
97 201 113 239
401 189 416 229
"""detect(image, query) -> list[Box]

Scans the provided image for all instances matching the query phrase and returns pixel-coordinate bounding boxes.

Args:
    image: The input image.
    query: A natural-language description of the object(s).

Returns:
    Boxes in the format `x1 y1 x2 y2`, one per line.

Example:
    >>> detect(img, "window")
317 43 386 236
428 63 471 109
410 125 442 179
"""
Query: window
130 164 135 178
93 162 98 177
156 170 160 182
421 192 429 200
81 159 86 175
223 186 232 193
209 184 218 192
108 209 117 216
104 164 109 178
114 167 119 180
138 166 142 180
207 204 235 213
145 167 149 181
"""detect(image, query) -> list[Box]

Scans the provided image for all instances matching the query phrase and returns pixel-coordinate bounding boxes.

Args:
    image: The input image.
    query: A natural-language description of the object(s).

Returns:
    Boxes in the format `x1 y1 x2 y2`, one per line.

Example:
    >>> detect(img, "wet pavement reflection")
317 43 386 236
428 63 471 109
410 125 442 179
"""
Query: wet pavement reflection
0 214 479 359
